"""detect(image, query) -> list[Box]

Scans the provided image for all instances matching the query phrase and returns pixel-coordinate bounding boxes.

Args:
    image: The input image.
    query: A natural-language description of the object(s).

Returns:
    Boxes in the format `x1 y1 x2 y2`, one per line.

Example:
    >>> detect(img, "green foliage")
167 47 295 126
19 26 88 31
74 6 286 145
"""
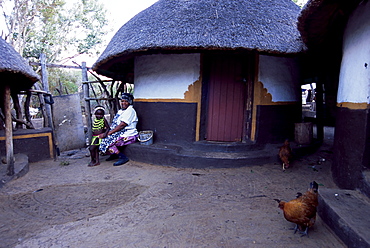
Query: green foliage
0 0 110 101
1 0 109 63
292 0 307 8
47 68 81 95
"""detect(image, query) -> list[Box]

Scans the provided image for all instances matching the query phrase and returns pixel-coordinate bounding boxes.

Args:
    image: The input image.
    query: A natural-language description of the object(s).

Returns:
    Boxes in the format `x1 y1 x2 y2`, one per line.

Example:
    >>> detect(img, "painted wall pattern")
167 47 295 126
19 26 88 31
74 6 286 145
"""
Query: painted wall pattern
134 53 201 99
258 55 301 102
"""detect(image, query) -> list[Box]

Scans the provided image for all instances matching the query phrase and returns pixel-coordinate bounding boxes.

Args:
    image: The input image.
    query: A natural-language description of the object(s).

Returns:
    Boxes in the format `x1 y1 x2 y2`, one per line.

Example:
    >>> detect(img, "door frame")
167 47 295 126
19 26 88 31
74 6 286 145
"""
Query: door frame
199 51 255 142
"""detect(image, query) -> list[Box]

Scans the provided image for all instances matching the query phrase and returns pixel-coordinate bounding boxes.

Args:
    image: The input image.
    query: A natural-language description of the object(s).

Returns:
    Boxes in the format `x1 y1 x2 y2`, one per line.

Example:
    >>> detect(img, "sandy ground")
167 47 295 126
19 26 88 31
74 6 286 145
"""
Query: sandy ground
0 139 345 248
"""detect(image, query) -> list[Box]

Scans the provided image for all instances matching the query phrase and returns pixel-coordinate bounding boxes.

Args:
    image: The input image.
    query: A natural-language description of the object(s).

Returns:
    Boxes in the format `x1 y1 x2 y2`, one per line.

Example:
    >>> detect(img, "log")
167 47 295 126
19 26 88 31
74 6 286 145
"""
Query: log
295 122 313 145
4 85 14 176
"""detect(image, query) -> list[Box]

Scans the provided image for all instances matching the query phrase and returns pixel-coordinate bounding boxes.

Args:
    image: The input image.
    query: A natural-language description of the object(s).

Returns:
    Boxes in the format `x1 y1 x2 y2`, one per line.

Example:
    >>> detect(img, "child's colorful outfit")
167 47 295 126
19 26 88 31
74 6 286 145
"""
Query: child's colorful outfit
91 118 106 145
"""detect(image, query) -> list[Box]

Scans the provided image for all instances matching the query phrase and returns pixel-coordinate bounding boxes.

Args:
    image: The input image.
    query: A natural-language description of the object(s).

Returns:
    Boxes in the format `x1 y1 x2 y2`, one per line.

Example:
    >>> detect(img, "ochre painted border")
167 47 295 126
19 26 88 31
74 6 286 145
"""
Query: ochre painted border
0 132 54 158
337 102 369 110
134 76 203 141
135 99 197 103
251 80 299 141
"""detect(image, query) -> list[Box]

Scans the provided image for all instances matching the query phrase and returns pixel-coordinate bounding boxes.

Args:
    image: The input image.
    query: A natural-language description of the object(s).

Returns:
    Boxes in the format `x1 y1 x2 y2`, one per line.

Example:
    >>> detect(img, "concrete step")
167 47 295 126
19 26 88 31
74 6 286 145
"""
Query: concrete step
190 140 265 152
126 139 323 169
126 143 279 168
318 188 370 247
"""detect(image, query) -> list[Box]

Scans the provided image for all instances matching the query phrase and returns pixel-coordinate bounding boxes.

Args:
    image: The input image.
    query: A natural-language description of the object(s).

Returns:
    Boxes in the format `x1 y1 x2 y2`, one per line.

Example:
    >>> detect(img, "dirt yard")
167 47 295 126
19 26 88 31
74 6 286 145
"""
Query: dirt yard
0 140 345 247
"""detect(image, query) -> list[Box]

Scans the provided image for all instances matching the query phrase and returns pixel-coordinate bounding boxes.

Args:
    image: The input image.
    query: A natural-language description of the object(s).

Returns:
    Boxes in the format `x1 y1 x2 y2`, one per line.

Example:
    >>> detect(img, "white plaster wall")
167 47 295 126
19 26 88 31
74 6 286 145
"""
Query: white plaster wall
337 1 370 104
134 53 200 99
258 55 301 102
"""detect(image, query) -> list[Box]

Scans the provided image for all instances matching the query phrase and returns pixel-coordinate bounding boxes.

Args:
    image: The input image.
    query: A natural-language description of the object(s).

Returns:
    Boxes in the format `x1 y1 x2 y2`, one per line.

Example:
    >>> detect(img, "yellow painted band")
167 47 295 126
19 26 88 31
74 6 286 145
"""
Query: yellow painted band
135 98 197 103
0 132 54 158
336 102 369 110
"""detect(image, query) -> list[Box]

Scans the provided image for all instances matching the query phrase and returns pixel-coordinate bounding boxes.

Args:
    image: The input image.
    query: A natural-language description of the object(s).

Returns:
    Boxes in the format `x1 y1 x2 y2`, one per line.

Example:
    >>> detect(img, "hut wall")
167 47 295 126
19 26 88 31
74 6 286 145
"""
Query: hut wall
332 1 370 189
258 55 301 102
0 128 54 162
134 53 201 144
253 55 301 143
135 54 200 99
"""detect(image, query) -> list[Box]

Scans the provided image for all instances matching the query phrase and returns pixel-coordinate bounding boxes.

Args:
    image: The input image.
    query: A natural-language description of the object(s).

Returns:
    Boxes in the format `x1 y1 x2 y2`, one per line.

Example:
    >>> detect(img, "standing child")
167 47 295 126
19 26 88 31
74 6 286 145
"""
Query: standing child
88 106 109 167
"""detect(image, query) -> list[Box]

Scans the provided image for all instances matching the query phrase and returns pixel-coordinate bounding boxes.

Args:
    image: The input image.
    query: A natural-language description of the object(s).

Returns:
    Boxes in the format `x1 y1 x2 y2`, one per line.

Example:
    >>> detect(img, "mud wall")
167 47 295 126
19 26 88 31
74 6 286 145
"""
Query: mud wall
332 1 370 189
52 94 85 152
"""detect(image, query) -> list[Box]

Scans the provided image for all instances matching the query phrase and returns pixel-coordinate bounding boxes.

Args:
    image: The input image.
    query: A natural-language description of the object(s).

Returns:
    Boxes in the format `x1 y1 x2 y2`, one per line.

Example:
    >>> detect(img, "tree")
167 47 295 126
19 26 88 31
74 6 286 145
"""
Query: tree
292 0 308 8
0 0 109 63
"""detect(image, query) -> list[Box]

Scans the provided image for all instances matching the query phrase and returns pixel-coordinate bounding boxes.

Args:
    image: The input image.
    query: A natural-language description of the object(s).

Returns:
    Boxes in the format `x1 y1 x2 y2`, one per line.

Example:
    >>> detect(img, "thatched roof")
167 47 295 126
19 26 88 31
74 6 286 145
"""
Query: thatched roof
93 0 304 77
298 0 362 50
0 37 39 91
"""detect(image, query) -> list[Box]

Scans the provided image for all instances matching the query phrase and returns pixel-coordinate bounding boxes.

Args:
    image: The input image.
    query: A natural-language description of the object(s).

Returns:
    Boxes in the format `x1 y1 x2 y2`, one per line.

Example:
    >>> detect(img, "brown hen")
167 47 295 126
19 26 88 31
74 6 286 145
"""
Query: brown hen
279 139 292 171
275 181 319 237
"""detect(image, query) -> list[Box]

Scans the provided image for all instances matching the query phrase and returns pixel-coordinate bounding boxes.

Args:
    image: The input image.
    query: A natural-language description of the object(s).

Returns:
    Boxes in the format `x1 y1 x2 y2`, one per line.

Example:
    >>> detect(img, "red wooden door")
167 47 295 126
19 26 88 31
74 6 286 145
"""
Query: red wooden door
206 55 246 142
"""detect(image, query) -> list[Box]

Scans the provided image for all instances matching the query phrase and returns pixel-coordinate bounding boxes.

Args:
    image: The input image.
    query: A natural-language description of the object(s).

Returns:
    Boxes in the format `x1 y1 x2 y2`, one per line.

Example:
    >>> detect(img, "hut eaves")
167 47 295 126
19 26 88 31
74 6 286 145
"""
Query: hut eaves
93 0 305 76
297 0 362 50
0 37 39 91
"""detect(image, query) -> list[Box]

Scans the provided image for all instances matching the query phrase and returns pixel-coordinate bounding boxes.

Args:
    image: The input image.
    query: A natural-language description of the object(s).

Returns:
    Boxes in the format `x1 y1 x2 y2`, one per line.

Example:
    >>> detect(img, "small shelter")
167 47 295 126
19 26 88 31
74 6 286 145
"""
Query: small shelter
0 38 39 91
298 0 370 190
0 37 40 175
93 0 305 164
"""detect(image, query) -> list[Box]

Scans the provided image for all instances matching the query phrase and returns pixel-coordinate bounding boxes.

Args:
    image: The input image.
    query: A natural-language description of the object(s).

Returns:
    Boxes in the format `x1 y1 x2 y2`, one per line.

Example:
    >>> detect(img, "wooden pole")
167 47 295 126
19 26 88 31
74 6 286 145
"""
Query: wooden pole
40 53 54 129
33 83 49 127
316 81 324 141
4 85 14 176
82 62 92 145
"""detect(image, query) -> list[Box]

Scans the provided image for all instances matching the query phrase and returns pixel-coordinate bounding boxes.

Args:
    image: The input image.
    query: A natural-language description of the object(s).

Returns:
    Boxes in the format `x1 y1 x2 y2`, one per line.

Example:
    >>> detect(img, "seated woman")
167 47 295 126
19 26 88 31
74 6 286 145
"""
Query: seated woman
99 93 138 166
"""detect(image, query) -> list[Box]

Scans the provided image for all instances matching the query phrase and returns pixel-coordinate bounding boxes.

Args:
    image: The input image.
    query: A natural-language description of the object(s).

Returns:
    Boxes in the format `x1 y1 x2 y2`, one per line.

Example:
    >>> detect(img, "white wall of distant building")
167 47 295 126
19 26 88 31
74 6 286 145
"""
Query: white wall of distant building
338 0 370 104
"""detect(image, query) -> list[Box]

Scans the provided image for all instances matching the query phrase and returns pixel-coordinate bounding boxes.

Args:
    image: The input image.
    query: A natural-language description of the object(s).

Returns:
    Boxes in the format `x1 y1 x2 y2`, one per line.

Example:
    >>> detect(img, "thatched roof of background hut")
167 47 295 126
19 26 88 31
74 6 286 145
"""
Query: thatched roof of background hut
93 0 304 77
0 37 39 92
297 0 362 50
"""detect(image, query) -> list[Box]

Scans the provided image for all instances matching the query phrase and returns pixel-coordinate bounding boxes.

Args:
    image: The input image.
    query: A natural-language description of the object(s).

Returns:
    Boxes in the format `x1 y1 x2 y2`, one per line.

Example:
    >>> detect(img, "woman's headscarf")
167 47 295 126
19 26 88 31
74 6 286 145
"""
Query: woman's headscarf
121 93 134 105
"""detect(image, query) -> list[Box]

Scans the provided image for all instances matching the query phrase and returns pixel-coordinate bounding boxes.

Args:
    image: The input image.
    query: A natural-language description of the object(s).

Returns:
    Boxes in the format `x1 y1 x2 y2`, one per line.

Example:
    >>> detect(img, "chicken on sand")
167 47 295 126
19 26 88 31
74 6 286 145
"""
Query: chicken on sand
279 139 292 171
274 181 319 237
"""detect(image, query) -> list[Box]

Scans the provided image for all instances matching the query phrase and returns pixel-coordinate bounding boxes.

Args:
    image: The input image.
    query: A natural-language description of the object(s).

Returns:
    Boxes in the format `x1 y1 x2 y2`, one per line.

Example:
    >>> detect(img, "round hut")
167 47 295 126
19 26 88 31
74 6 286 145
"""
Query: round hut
298 0 370 190
298 2 370 246
0 37 39 175
93 0 305 167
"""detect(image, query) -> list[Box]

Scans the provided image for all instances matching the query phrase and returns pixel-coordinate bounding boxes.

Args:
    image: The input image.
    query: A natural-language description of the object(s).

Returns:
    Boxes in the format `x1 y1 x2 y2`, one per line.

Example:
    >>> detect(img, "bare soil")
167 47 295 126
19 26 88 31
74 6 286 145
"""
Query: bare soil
0 141 345 248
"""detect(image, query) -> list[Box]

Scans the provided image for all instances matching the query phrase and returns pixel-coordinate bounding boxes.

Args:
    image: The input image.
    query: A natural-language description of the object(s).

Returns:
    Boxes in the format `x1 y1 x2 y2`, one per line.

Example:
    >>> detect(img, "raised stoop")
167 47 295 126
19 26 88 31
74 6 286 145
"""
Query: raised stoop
126 142 281 168
318 188 370 247
0 153 29 188
126 139 322 169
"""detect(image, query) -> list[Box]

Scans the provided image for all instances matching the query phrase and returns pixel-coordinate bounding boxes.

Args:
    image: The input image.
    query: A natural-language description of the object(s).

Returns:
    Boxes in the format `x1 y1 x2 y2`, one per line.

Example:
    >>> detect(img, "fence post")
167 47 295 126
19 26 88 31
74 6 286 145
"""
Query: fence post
36 54 48 127
40 53 54 129
39 53 58 158
82 62 92 145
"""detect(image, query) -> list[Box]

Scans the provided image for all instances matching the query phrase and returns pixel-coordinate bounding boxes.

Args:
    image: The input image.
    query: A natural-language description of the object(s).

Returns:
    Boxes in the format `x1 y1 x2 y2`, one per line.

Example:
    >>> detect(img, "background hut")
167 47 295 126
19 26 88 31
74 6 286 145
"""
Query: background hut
93 0 305 165
298 2 370 246
298 0 369 190
0 37 40 175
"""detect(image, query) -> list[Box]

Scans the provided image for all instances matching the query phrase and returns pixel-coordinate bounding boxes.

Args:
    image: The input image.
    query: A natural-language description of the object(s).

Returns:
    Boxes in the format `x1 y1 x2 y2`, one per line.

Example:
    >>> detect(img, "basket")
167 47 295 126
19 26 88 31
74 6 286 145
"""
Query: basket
138 130 153 145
